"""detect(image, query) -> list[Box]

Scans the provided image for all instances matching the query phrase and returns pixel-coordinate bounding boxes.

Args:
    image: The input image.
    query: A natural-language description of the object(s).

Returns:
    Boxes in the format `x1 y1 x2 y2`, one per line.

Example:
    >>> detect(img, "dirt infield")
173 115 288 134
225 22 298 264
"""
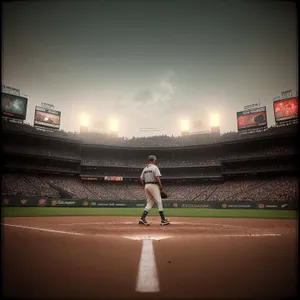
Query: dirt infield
3 216 297 299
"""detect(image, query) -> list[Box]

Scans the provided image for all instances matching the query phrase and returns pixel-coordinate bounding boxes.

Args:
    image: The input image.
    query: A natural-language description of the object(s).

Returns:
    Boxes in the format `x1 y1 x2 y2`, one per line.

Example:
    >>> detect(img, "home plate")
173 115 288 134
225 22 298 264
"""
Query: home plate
170 222 186 225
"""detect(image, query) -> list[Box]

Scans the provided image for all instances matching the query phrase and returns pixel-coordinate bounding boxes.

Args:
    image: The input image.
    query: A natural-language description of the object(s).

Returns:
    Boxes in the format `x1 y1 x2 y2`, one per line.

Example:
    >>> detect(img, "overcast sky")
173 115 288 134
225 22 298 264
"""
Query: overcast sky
3 0 297 137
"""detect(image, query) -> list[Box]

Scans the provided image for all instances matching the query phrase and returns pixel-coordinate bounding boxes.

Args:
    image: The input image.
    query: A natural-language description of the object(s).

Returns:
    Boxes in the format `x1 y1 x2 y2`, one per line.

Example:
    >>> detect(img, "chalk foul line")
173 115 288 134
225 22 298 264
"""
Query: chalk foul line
122 235 171 293
223 233 282 237
3 224 84 236
136 239 160 293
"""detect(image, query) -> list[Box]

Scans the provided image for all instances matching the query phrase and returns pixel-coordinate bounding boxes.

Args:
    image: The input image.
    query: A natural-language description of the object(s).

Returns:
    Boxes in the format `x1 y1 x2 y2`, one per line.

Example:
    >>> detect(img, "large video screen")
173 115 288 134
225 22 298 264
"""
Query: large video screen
2 93 28 120
273 97 298 123
34 106 61 129
237 106 267 131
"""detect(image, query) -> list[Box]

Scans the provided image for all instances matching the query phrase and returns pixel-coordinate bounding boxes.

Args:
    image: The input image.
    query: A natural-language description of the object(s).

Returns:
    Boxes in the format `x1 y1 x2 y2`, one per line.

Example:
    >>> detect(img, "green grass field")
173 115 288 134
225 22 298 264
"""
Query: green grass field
2 207 297 219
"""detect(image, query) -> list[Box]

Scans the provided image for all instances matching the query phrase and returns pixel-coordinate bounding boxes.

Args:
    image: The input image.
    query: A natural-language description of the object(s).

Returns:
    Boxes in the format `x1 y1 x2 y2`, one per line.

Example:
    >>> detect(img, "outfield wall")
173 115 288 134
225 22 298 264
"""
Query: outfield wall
1 196 297 210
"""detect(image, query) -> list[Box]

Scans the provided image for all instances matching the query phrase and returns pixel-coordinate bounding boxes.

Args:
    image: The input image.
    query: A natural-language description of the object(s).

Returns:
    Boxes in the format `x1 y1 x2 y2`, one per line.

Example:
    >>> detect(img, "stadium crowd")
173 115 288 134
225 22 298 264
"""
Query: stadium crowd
81 158 220 167
80 169 220 177
81 144 294 167
3 174 59 197
5 160 79 172
228 177 298 202
3 144 294 167
2 174 298 202
222 145 296 160
4 145 80 160
225 163 295 173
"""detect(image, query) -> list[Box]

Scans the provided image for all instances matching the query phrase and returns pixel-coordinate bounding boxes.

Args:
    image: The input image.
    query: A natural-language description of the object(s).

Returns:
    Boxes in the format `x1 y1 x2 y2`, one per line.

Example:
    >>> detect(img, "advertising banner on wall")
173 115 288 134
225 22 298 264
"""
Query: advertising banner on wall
219 202 254 209
50 199 78 207
1 197 297 210
256 202 297 209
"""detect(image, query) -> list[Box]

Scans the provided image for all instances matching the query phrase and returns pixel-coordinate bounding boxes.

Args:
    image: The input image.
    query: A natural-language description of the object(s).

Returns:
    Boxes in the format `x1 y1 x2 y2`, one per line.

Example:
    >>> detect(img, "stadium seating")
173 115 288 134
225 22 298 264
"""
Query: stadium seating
81 158 220 167
2 174 298 202
2 119 297 203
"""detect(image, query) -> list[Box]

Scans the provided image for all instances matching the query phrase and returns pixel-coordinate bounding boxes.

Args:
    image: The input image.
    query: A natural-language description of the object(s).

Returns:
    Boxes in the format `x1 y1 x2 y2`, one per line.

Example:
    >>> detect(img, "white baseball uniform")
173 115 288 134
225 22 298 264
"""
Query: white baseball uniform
140 164 163 212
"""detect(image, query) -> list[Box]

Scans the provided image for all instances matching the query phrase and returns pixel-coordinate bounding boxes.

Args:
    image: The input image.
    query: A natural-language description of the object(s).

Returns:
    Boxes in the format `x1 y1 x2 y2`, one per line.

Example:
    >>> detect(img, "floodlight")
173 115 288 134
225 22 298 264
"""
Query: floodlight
210 114 220 127
81 113 90 127
110 118 119 132
181 119 189 131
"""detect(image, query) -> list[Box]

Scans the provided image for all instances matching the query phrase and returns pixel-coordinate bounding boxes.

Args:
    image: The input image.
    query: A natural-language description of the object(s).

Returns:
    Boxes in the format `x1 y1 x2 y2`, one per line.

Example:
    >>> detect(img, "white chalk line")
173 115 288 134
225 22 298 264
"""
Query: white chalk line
122 233 282 240
136 239 160 293
3 223 282 294
3 224 84 236
58 221 266 236
223 233 282 237
59 221 137 225
58 222 283 238
127 232 282 294
59 221 248 229
4 224 283 239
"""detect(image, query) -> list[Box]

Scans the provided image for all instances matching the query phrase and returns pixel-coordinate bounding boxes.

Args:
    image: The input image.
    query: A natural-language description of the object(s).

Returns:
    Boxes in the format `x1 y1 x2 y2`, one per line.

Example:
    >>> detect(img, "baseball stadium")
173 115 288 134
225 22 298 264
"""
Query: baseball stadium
2 93 298 299
2 1 298 299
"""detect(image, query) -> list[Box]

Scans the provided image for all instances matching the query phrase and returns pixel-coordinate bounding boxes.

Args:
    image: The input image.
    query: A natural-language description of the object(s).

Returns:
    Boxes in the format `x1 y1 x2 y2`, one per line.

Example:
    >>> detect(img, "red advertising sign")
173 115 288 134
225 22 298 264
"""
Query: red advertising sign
104 176 123 181
273 97 298 122
237 106 267 131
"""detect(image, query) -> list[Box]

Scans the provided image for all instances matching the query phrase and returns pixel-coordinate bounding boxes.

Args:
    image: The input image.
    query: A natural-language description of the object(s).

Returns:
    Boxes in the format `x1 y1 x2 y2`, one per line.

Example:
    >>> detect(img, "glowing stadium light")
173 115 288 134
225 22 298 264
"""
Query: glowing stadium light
81 113 90 127
210 114 220 127
181 119 190 131
110 118 119 132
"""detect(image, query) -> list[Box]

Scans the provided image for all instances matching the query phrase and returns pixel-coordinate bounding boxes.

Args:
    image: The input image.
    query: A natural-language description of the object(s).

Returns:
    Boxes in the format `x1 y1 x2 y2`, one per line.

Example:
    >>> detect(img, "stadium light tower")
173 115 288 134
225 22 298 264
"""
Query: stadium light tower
80 113 90 133
210 114 220 127
210 114 220 137
181 119 190 136
110 118 119 137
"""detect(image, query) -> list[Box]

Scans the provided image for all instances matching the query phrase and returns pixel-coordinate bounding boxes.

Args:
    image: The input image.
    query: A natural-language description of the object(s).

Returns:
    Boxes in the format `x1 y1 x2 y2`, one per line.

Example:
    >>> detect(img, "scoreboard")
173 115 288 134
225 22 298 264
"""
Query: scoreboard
236 106 267 131
34 106 61 130
273 97 298 123
2 93 28 120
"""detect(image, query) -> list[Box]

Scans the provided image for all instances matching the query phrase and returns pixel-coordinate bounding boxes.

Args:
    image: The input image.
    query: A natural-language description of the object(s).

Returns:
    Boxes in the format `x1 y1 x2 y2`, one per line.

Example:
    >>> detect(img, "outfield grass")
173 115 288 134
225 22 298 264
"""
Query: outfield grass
2 207 297 219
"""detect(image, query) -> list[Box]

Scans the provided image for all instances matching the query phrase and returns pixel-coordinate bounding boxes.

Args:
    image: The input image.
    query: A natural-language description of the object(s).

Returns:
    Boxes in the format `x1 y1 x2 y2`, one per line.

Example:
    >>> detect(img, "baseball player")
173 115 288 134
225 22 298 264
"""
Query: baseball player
139 155 170 226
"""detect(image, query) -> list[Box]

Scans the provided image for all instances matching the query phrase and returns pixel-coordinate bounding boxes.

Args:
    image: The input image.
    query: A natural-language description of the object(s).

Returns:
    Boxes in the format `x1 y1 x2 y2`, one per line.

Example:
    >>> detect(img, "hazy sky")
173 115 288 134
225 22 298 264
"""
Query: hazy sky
3 0 297 137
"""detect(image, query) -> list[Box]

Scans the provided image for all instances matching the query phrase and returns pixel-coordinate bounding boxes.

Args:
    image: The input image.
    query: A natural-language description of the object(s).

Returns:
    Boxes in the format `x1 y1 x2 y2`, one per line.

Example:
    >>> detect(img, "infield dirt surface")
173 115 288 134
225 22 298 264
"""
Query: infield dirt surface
3 216 297 299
